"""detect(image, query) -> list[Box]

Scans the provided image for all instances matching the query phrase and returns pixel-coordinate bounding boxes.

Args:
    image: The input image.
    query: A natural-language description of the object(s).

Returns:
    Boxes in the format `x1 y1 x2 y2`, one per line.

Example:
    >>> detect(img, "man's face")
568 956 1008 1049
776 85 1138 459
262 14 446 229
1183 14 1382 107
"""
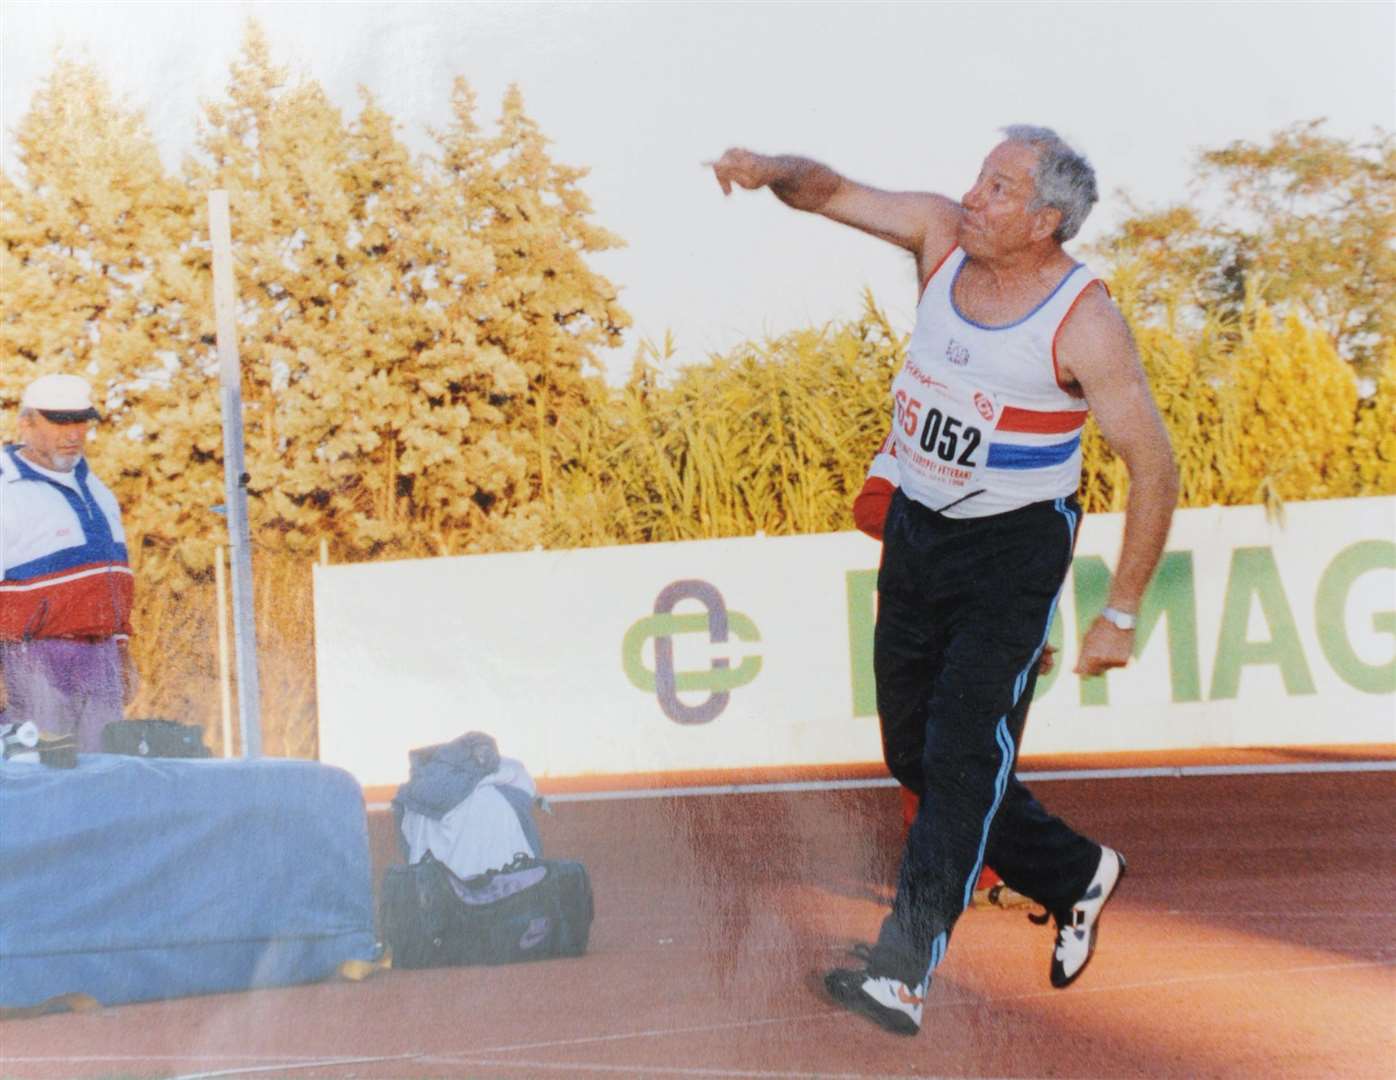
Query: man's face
957 141 1056 257
19 412 92 472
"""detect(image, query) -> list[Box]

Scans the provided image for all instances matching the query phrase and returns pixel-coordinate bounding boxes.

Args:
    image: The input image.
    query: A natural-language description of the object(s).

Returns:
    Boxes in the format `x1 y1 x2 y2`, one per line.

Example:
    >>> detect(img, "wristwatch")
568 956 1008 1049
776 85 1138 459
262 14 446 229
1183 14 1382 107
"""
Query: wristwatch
1100 606 1137 631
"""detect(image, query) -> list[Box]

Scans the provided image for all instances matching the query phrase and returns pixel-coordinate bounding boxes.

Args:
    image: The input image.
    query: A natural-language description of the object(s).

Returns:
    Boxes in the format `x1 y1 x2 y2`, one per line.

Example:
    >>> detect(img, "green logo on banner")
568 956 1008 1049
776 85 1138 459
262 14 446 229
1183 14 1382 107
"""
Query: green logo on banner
623 579 762 724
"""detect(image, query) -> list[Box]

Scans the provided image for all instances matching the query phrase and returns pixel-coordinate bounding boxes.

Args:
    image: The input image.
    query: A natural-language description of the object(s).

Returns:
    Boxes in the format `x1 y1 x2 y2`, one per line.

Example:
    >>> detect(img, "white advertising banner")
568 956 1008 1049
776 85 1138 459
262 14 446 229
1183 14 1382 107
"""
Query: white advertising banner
315 496 1396 788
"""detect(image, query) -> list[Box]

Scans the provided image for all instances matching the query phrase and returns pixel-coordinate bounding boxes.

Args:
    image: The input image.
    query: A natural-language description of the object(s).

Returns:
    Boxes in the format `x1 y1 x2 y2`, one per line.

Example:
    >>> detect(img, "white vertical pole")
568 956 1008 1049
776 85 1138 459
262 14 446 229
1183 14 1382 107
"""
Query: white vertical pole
208 190 263 758
214 544 234 757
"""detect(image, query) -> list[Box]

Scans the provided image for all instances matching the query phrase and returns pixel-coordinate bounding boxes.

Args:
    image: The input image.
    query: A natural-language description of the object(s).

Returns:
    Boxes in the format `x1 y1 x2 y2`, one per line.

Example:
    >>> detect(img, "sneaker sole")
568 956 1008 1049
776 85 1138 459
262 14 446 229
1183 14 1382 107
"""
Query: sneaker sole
1051 851 1127 989
824 971 920 1037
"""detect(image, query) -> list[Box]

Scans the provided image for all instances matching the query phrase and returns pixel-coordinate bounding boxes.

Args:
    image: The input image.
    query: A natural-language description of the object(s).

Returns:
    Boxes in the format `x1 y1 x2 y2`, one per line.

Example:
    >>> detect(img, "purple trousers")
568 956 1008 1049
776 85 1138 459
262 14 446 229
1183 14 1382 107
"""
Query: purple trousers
0 639 124 752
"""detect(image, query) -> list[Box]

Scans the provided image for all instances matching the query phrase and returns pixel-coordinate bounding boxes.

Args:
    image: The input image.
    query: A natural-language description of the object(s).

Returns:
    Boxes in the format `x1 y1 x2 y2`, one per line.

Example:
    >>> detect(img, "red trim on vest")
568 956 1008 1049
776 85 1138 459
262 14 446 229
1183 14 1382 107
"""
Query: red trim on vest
995 406 1088 434
1051 278 1106 393
917 245 958 302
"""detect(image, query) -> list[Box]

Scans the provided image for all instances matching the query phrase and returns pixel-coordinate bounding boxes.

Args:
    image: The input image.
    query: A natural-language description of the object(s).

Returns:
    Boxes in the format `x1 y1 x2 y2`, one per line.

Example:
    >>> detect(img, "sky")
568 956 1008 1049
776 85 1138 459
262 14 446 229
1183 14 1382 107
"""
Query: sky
2 1 1393 381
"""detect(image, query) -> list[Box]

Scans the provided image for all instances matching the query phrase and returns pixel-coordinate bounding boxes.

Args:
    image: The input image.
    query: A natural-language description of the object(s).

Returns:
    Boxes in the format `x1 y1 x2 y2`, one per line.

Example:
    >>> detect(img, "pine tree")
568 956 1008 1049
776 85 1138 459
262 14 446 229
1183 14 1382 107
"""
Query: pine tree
429 81 631 552
175 30 633 560
0 60 202 569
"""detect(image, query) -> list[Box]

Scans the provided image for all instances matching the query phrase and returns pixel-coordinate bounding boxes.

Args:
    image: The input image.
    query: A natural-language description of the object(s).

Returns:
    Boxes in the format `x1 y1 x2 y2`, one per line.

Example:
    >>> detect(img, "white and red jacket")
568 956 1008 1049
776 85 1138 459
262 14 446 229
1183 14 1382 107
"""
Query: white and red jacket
888 247 1102 518
0 445 133 641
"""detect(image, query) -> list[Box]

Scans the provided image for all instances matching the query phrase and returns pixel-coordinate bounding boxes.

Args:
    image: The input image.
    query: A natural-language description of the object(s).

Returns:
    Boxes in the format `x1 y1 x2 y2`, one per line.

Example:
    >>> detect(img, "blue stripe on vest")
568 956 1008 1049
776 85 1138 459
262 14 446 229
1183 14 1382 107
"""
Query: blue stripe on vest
986 435 1081 470
6 544 130 582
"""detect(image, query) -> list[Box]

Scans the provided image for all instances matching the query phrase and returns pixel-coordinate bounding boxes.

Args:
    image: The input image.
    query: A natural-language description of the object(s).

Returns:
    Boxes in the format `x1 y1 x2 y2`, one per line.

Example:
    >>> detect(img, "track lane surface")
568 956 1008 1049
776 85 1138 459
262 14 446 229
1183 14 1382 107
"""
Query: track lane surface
3 768 1393 1078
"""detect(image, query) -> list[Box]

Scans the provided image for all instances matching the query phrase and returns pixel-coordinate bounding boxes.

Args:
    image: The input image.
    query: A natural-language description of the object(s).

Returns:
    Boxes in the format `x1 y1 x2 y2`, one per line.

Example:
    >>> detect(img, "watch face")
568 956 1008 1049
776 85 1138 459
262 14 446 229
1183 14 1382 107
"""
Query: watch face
1104 608 1135 630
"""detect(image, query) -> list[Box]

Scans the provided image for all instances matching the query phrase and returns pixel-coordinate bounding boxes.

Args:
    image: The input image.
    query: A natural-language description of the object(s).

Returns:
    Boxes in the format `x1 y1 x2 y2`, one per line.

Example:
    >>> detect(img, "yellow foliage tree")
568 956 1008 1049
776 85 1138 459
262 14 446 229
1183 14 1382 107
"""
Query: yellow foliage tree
1351 341 1396 493
2 28 633 748
1091 120 1395 373
172 24 628 562
1216 302 1360 509
429 79 631 551
0 60 202 557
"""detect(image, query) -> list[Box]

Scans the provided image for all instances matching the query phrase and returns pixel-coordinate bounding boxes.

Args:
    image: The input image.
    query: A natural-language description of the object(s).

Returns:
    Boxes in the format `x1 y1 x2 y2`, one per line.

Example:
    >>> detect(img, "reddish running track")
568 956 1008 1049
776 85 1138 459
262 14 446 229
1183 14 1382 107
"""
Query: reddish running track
3 765 1393 1079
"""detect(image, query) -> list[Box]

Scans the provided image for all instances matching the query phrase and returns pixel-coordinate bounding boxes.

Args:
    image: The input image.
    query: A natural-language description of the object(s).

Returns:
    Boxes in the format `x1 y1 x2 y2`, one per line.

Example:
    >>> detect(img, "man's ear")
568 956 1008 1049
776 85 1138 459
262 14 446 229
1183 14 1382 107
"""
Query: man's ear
1031 205 1062 244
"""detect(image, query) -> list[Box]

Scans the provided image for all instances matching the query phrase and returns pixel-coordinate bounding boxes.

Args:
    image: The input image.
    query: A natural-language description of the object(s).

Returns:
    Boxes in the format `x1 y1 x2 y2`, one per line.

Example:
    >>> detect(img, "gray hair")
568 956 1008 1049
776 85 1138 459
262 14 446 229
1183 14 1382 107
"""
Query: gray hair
1000 125 1098 243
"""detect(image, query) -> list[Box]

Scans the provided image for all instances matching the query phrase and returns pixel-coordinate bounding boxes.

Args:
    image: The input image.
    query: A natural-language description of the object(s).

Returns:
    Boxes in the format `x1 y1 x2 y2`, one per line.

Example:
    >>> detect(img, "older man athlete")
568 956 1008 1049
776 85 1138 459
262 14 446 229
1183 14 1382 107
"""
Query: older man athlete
713 127 1178 1036
1 374 138 752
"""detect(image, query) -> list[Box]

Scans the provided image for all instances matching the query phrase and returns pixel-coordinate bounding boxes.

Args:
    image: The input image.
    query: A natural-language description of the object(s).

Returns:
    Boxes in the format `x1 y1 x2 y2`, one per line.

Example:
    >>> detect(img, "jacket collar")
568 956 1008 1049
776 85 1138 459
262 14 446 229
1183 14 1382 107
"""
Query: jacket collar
2 444 88 485
1 444 21 483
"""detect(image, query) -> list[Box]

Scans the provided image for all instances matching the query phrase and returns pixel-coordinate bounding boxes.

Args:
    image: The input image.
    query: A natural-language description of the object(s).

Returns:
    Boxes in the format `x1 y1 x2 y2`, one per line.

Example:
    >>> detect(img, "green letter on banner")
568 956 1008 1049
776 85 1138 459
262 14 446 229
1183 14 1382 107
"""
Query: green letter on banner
1073 556 1111 705
847 569 878 717
1315 540 1396 695
1209 546 1316 699
1035 607 1066 698
1072 552 1201 705
1143 552 1203 703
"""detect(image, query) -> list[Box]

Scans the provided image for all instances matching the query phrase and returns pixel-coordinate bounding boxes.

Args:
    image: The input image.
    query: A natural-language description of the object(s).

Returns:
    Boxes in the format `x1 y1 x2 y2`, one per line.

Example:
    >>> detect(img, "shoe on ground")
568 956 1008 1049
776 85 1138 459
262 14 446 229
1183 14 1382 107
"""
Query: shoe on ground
824 957 926 1036
1040 846 1126 989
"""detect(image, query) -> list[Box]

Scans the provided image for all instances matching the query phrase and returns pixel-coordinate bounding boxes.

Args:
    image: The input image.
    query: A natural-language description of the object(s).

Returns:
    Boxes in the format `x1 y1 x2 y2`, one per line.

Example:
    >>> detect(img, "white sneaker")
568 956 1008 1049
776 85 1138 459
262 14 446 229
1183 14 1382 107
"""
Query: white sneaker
1047 846 1126 988
824 964 926 1036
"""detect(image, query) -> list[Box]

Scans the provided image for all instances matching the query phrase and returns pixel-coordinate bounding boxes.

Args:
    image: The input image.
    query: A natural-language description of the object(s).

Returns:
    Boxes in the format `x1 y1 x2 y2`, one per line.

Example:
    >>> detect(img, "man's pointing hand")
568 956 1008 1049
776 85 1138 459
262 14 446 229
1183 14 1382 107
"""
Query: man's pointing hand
709 148 775 196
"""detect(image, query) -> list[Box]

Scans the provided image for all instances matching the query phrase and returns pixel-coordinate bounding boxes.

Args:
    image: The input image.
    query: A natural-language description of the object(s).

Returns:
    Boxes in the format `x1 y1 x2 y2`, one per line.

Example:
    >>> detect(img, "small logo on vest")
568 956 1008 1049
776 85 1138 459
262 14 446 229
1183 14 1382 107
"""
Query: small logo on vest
973 392 995 422
945 339 971 367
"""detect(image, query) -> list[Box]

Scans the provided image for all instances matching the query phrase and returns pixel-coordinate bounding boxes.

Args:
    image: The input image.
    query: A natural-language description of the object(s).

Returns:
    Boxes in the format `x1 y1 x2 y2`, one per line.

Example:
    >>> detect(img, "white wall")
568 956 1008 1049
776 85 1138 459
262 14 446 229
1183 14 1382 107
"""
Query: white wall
315 497 1396 788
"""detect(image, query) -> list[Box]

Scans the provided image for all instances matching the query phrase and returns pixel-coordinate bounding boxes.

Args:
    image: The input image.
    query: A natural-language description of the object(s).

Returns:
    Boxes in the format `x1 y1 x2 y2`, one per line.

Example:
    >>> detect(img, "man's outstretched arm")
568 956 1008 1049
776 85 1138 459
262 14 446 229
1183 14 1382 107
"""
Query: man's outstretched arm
711 148 960 279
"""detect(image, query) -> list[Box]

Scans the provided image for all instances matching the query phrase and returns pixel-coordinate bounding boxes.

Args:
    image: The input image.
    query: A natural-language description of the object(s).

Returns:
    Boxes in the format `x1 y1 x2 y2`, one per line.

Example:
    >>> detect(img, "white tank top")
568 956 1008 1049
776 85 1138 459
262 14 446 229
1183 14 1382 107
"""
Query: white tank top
888 247 1100 518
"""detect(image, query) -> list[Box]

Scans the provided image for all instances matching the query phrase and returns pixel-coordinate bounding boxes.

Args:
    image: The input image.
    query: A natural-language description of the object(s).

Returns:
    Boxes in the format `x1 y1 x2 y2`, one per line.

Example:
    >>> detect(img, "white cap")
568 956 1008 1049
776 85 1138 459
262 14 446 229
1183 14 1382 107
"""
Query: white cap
20 374 101 422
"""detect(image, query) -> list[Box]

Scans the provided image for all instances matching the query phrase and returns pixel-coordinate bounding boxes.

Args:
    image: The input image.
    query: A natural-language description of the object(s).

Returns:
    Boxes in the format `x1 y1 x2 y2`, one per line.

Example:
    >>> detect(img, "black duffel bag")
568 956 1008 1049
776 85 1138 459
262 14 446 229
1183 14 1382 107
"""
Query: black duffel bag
101 719 211 759
381 851 593 969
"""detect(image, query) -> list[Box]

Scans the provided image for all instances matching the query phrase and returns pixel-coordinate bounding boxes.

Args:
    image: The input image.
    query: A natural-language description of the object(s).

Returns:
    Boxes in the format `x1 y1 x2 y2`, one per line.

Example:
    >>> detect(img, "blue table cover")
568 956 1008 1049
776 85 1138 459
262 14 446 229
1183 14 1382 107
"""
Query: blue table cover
0 754 378 1008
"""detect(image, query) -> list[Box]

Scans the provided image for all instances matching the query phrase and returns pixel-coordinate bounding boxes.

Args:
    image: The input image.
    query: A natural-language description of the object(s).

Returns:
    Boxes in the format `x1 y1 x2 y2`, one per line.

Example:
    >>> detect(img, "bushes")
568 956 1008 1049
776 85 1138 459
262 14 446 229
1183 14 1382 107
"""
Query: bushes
552 293 1393 544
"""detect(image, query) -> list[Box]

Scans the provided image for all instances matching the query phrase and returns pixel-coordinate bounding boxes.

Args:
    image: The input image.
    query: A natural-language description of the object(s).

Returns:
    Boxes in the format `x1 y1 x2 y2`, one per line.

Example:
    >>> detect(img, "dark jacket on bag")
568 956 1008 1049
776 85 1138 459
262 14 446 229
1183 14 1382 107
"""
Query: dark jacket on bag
390 732 542 863
392 732 501 820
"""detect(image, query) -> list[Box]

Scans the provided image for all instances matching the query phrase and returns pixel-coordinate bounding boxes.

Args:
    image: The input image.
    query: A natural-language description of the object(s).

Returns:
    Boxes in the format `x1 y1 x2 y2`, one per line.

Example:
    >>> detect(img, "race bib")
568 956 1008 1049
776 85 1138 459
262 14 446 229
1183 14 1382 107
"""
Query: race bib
889 360 998 497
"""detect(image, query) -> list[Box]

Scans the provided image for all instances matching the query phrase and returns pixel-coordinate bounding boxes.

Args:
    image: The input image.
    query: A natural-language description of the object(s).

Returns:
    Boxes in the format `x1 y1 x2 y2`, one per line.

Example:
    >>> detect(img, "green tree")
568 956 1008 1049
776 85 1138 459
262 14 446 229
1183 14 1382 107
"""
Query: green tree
1092 120 1395 372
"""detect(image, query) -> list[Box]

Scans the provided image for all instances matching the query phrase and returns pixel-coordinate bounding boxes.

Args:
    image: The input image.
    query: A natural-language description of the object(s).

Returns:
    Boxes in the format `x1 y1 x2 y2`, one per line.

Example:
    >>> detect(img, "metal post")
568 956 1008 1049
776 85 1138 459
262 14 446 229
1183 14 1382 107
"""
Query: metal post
208 190 263 757
214 544 234 757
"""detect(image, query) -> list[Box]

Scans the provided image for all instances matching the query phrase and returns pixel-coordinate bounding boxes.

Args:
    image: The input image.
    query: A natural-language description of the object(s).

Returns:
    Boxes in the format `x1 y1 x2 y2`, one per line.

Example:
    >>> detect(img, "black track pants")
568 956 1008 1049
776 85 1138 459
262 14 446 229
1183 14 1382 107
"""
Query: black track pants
870 489 1100 987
